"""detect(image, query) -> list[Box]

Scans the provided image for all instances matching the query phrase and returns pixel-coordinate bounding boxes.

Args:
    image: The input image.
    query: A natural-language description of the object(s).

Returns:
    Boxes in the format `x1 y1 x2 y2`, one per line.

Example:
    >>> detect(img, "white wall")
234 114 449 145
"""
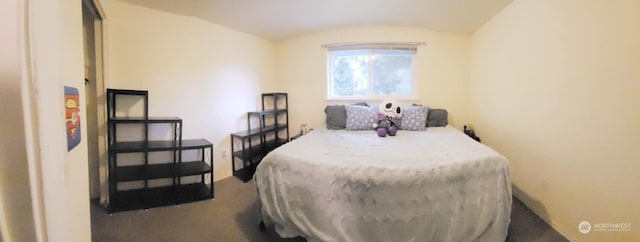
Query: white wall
470 0 640 241
102 0 278 181
275 26 471 132
0 0 38 241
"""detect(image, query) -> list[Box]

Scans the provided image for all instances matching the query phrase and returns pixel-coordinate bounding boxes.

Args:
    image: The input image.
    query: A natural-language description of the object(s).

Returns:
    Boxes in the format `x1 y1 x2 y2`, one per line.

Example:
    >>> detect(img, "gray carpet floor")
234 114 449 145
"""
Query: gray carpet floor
91 177 567 242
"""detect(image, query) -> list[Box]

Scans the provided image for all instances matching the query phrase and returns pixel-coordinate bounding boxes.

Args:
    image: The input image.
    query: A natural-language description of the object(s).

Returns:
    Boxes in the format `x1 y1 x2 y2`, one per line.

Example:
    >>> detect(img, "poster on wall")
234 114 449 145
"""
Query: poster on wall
65 86 81 151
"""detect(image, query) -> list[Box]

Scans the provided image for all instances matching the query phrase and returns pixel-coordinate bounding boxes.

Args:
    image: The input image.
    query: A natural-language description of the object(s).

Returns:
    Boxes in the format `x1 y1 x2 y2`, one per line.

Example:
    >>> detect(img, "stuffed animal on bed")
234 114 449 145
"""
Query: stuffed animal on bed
373 100 402 137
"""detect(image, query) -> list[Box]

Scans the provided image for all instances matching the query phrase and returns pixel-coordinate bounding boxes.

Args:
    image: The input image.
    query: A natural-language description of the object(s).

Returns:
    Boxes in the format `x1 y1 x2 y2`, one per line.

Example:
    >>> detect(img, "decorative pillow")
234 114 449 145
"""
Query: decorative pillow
345 105 378 130
325 105 348 130
399 106 428 130
427 109 448 127
325 102 368 130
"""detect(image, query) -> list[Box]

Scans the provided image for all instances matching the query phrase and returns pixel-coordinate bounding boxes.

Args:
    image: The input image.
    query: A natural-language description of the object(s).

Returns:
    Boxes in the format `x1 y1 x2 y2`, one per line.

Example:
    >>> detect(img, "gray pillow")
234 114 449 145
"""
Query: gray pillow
325 102 368 130
427 109 448 127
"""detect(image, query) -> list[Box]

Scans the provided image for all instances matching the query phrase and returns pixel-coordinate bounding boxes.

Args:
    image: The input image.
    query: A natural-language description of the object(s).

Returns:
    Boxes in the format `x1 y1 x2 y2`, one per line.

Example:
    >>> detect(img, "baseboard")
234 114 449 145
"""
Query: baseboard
512 185 577 241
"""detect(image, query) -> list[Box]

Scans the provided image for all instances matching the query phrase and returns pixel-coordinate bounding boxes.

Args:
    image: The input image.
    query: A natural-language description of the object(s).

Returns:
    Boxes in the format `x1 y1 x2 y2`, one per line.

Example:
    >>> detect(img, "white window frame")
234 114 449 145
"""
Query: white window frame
326 42 420 101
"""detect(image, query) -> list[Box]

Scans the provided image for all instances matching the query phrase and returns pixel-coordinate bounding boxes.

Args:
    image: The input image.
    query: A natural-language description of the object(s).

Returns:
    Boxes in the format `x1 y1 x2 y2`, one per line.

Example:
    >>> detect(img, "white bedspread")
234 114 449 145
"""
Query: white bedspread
254 126 511 242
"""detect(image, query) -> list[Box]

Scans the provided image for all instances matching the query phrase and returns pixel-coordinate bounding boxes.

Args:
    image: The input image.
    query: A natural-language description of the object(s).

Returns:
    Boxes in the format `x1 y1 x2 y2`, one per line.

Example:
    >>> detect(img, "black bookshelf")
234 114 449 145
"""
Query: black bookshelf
106 89 214 213
230 93 289 182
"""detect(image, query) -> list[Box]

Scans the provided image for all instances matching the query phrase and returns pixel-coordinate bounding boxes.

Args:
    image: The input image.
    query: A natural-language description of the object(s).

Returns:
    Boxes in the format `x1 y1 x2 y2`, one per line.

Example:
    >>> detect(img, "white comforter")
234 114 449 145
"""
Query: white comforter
254 126 511 242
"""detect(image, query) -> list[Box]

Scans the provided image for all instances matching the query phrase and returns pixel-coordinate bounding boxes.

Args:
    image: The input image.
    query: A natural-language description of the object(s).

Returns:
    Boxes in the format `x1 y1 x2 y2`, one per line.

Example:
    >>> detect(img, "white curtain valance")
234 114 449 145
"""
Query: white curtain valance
321 42 425 51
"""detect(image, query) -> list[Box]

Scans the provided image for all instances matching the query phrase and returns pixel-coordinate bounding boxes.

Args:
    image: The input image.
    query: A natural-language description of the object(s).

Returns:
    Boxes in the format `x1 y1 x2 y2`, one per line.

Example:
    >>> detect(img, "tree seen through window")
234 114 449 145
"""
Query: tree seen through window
329 49 413 98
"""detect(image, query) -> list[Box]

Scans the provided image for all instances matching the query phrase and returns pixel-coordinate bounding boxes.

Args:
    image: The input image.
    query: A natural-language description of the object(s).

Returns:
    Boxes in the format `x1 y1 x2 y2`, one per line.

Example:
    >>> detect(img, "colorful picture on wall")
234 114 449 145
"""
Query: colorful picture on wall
65 86 81 151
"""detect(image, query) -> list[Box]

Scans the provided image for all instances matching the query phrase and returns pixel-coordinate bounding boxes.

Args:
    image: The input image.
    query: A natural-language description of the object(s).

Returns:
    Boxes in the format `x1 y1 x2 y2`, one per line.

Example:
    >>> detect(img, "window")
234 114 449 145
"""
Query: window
327 43 417 99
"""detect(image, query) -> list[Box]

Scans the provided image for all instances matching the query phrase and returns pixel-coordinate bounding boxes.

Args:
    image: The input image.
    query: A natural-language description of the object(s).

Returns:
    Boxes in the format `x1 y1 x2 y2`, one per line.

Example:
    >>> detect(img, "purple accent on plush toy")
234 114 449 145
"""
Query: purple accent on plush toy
375 100 402 137
388 126 398 136
377 128 387 137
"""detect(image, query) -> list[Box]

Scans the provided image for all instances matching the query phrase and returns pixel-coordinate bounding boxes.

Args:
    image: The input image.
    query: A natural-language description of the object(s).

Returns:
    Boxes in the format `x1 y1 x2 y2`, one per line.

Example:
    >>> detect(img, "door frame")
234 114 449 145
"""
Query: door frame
81 0 109 204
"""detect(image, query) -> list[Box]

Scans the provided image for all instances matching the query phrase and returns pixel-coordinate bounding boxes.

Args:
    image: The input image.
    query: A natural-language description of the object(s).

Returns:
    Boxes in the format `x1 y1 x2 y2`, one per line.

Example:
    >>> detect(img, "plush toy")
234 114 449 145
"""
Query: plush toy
373 100 402 137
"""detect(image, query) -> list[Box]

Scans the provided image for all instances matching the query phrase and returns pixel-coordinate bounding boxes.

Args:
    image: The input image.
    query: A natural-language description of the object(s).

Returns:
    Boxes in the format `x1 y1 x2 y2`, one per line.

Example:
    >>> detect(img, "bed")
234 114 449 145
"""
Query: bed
254 125 511 242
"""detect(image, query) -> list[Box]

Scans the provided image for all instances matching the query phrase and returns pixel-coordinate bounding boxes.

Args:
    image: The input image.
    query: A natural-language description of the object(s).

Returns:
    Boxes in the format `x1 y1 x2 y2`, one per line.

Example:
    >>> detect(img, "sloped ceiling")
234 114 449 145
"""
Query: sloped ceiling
117 0 513 41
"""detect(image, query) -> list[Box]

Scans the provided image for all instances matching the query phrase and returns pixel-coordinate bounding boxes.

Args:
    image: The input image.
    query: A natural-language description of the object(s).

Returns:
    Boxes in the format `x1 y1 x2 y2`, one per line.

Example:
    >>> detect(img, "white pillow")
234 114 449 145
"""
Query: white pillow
398 106 429 131
345 105 378 130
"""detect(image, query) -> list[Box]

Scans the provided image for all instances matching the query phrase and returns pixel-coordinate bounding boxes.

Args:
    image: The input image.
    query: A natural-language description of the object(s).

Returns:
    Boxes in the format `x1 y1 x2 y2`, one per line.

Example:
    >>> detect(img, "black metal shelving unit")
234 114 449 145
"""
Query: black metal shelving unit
231 93 289 182
106 89 214 213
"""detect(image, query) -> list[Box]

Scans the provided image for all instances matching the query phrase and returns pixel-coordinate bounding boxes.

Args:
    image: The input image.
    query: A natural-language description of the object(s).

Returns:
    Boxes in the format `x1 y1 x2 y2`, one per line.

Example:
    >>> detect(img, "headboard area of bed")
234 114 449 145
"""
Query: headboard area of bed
324 102 449 130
